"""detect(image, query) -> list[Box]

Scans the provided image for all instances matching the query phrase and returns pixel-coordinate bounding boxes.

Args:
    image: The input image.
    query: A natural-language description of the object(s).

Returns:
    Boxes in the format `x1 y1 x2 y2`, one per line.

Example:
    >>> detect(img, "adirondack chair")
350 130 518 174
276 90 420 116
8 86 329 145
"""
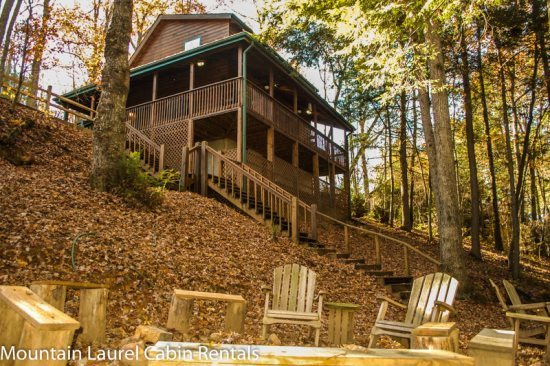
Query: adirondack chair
368 272 458 348
489 279 548 346
261 264 324 346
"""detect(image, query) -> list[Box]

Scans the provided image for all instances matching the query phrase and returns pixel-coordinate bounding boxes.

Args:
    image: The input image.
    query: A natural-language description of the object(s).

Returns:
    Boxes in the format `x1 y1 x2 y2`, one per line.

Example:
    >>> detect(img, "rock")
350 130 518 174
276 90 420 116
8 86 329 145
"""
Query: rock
120 336 140 347
120 341 147 366
75 358 88 366
267 333 281 346
134 325 173 344
209 332 223 342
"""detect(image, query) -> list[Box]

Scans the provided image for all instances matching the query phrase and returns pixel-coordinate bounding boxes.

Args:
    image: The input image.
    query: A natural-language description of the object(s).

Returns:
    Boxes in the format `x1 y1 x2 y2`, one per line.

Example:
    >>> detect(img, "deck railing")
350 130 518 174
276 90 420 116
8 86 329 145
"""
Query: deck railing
246 82 346 168
125 122 164 173
126 77 242 134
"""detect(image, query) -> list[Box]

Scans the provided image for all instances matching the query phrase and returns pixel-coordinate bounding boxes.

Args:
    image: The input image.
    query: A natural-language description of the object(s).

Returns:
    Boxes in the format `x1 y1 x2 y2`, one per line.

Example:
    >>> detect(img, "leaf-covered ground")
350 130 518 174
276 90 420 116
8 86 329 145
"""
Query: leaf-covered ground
0 102 548 365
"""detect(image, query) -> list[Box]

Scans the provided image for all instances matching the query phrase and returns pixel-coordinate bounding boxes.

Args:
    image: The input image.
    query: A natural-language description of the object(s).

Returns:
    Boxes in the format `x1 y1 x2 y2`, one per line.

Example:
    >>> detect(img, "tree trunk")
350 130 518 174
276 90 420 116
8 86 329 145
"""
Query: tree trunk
497 44 520 279
460 24 481 260
90 0 133 191
399 91 412 230
359 119 370 212
0 0 22 90
426 18 468 288
477 25 504 251
409 91 418 228
533 0 550 102
529 163 538 221
0 0 14 48
387 106 395 227
28 0 51 108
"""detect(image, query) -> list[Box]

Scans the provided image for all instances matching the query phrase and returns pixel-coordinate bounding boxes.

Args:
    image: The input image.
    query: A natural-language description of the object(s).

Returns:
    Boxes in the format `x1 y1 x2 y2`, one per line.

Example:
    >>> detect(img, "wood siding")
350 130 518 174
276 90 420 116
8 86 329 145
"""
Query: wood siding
132 20 232 68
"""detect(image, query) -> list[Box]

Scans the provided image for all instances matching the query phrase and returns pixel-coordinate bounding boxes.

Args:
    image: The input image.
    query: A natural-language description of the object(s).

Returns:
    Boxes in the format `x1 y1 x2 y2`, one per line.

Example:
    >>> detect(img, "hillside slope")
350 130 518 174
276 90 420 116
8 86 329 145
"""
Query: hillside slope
0 102 546 364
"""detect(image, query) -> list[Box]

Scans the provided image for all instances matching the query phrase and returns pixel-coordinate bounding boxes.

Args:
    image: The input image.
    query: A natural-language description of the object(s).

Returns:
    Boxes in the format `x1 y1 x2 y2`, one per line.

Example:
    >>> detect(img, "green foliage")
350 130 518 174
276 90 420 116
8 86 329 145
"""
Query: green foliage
350 194 367 218
110 152 163 208
153 169 181 190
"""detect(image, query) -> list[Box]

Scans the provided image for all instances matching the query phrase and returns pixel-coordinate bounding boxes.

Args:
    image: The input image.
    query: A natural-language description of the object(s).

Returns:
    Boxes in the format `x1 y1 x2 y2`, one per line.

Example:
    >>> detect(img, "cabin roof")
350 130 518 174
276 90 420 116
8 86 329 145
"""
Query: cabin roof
62 19 353 131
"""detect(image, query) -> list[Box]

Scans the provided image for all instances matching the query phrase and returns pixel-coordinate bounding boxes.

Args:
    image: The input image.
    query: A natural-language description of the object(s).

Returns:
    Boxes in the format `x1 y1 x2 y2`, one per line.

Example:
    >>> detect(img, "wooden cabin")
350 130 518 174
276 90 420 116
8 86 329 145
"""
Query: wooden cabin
64 14 353 218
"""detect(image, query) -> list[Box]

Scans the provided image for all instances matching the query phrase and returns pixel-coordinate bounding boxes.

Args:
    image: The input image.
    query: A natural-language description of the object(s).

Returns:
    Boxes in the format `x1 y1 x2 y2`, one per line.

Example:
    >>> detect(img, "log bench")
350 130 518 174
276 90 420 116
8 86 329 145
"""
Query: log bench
30 280 108 344
146 342 474 365
166 290 246 334
0 286 80 366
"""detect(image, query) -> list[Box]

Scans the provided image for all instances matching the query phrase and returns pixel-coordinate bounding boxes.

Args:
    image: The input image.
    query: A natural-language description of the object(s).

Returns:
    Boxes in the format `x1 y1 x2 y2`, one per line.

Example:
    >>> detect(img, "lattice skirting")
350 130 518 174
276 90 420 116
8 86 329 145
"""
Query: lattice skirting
152 119 189 169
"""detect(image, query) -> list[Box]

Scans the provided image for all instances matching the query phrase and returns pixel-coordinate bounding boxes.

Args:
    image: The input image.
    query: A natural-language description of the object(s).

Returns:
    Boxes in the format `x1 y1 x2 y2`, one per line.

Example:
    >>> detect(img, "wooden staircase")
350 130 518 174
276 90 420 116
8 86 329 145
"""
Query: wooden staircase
125 122 165 175
178 142 441 297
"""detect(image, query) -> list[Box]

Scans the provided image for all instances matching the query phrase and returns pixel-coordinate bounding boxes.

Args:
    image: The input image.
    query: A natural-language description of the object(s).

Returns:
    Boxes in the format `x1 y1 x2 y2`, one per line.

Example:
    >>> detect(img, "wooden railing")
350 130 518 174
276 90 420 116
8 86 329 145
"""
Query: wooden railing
126 122 165 173
1 74 96 123
246 82 346 168
314 210 442 276
126 77 242 132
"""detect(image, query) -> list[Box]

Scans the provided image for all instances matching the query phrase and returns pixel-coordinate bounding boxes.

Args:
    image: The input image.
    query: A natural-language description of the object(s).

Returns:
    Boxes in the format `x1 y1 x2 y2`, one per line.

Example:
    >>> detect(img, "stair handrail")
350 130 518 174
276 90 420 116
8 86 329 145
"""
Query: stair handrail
315 210 442 270
205 145 292 205
125 122 165 171
239 163 294 201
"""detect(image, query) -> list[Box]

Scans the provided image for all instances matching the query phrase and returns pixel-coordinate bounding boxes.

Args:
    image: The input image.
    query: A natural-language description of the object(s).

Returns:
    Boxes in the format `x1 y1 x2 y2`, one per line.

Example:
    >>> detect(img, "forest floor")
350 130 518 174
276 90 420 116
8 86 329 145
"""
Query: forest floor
0 101 549 365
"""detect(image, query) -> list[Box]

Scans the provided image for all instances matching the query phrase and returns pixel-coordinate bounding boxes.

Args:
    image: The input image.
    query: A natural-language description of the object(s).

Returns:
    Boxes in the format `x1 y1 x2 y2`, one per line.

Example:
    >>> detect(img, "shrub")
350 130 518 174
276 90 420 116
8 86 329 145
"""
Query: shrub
109 152 163 208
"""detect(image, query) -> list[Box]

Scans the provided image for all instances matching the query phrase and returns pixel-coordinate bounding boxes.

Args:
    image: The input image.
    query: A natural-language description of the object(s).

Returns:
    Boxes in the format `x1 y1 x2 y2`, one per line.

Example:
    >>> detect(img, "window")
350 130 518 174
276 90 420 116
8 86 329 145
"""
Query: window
184 36 201 51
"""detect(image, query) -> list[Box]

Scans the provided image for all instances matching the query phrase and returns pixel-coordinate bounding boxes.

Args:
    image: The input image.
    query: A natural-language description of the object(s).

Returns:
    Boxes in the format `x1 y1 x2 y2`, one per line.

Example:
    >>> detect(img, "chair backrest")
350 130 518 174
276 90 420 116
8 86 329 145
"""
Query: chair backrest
489 279 509 312
271 264 317 313
502 280 525 314
404 272 459 326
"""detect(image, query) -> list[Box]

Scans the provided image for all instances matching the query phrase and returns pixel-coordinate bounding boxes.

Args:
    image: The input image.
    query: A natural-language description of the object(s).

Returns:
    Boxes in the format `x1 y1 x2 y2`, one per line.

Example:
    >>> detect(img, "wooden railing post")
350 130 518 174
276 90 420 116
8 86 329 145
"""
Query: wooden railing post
310 204 318 241
375 235 381 265
158 144 165 172
45 85 52 112
179 146 189 191
344 225 350 254
193 142 201 193
200 141 207 196
404 246 410 276
291 196 299 243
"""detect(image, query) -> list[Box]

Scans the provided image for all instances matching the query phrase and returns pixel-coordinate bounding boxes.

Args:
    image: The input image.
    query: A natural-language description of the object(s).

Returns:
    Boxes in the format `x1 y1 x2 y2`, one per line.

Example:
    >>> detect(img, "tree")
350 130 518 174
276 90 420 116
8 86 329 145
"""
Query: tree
0 0 22 89
90 0 133 191
28 0 51 108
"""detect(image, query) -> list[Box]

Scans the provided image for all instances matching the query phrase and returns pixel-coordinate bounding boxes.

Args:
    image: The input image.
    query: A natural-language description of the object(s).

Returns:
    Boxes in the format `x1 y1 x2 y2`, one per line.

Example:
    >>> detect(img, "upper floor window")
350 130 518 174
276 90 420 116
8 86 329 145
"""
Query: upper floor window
184 36 201 51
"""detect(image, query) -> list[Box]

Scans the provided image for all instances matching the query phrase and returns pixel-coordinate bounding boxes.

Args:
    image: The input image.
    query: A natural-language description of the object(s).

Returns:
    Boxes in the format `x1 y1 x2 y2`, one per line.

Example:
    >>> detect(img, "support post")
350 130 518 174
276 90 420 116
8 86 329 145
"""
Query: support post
292 142 299 195
45 85 52 112
200 141 207 196
313 153 319 203
188 64 194 147
293 88 298 113
187 119 194 147
158 144 165 172
225 301 247 333
193 142 200 193
267 127 274 162
329 163 336 207
180 146 189 191
404 246 410 276
344 225 350 254
291 197 299 243
150 72 158 141
166 295 194 334
310 204 318 241
375 235 381 265
78 288 108 344
89 95 95 118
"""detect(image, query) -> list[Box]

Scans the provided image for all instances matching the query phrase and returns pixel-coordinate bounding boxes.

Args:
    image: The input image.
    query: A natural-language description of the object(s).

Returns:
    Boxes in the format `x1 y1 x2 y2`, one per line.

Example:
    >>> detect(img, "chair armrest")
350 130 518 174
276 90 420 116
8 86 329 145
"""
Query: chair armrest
261 286 272 293
377 296 407 310
508 302 549 312
434 301 456 314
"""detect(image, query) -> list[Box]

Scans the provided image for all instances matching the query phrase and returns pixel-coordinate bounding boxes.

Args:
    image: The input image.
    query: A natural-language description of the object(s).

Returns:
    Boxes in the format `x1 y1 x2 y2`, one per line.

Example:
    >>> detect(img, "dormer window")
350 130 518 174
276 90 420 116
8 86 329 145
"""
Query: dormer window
184 36 201 51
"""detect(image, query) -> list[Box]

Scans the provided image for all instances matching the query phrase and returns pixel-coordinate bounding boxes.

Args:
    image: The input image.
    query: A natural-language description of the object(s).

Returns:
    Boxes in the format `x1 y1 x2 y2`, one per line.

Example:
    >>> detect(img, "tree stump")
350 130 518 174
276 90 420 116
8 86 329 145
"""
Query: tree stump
468 328 514 366
411 322 459 352
79 288 108 344
225 301 246 333
166 296 194 334
29 284 67 311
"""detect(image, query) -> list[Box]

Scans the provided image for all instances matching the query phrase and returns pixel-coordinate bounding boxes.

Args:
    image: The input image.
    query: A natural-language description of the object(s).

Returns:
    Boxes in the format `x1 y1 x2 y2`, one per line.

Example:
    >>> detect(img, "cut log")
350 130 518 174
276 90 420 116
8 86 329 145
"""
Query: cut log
225 301 246 333
29 284 67 311
166 295 194 333
78 288 108 344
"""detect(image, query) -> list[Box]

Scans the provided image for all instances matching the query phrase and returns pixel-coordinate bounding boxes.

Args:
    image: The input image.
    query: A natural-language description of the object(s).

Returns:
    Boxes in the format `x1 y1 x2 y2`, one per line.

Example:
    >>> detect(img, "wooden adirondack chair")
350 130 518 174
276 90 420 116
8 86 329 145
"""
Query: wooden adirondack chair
262 264 324 346
489 279 548 346
368 272 458 348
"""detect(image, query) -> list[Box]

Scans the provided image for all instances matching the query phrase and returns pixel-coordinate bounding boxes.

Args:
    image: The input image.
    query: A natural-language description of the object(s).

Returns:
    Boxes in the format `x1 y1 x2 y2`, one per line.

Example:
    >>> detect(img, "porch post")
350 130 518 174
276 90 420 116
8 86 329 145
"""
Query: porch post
237 46 243 162
150 72 158 141
292 141 299 196
312 153 319 204
188 64 194 148
345 131 352 218
293 88 298 113
267 127 274 179
329 163 336 208
268 68 275 121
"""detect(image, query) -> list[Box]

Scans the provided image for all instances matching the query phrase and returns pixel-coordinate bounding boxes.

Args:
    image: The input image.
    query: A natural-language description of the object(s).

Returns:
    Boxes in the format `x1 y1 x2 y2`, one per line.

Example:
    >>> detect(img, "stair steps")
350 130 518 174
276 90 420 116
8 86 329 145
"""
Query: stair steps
336 253 350 259
341 258 366 264
364 270 395 277
355 263 382 271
